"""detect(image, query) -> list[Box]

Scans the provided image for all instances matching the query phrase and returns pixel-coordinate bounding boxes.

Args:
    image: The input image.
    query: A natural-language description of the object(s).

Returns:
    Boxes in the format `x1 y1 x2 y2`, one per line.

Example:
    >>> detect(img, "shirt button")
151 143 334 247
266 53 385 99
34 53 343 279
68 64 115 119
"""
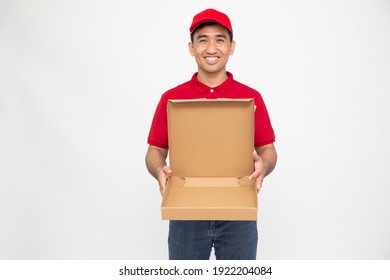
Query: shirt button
210 89 214 93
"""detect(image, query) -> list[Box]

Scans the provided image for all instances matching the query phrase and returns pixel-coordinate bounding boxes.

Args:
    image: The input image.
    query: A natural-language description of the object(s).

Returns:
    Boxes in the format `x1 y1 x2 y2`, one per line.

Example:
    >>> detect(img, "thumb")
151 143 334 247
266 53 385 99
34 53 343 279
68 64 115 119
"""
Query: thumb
162 165 172 175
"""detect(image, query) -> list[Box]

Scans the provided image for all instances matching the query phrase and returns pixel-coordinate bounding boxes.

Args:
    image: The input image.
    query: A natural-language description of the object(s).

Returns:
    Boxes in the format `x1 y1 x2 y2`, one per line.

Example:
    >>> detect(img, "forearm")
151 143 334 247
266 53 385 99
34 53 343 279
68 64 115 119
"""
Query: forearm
255 144 277 177
145 145 169 180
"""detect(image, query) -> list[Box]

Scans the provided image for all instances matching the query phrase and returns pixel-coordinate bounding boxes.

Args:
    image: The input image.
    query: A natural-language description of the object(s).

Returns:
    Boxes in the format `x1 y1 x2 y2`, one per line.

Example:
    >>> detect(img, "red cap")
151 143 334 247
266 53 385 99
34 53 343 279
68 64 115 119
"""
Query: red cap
189 9 233 35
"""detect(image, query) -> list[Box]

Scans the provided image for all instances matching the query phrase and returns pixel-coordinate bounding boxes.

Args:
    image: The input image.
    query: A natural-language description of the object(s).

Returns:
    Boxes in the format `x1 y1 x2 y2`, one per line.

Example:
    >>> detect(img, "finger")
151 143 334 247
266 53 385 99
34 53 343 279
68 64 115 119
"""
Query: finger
256 179 261 192
249 168 261 180
256 175 264 193
159 179 167 196
158 177 166 195
162 165 172 175
160 186 164 196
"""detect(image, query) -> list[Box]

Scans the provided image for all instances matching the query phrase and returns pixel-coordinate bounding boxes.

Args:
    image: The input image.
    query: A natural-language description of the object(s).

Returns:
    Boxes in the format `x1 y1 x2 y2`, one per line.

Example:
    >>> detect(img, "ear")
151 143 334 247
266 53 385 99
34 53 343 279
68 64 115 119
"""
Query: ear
230 40 236 56
188 42 195 57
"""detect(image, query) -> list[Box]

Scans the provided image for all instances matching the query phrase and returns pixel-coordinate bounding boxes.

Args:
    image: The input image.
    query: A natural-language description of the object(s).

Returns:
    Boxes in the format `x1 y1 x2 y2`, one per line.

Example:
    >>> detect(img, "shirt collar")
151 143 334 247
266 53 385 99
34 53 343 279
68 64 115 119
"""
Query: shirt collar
191 72 234 95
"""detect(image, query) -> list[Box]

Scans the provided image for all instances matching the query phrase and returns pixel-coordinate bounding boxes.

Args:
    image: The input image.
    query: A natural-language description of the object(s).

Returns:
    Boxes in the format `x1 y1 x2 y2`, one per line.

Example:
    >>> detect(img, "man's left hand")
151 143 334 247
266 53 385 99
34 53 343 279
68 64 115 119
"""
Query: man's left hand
248 150 266 192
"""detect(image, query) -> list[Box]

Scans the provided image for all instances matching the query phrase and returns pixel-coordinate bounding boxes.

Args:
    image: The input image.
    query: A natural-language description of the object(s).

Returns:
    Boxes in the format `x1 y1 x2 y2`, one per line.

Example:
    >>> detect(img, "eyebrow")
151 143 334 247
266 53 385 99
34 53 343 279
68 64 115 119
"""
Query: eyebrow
195 34 228 40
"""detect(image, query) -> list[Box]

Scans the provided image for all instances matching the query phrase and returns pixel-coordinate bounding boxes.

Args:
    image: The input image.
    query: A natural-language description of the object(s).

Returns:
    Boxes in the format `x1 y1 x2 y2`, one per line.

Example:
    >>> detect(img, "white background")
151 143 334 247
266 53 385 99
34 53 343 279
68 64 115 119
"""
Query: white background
1 0 389 260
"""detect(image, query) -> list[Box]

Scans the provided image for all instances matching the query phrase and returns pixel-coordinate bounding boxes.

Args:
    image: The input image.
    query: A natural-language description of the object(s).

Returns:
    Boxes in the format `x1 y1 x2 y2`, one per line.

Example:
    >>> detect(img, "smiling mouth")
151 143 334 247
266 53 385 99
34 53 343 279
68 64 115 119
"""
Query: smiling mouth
205 57 218 62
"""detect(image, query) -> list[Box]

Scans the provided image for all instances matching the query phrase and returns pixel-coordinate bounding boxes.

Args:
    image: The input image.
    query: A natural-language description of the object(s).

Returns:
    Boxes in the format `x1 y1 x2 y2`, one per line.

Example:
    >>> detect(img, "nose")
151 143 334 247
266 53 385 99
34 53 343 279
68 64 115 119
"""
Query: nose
206 40 217 54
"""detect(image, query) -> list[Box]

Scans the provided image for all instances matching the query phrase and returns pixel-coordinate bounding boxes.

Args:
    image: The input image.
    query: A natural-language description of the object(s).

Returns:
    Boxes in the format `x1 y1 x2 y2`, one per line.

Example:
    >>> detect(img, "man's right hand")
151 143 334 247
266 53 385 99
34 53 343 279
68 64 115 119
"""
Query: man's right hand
145 145 170 196
158 165 172 196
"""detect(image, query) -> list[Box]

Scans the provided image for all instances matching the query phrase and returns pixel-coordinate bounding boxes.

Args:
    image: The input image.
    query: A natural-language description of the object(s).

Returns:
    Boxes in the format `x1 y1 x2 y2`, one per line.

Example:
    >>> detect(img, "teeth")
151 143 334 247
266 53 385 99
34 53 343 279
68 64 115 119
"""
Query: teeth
206 57 218 61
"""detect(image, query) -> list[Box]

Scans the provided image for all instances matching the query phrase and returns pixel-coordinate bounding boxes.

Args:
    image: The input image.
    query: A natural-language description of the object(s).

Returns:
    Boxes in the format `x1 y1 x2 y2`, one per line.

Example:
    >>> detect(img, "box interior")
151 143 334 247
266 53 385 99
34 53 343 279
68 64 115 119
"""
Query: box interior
161 99 257 220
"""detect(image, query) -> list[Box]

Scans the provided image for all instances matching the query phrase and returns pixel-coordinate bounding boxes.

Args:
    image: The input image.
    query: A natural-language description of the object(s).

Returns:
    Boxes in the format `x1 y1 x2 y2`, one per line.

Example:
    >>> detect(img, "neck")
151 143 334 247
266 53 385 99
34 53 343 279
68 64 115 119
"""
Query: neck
196 70 228 88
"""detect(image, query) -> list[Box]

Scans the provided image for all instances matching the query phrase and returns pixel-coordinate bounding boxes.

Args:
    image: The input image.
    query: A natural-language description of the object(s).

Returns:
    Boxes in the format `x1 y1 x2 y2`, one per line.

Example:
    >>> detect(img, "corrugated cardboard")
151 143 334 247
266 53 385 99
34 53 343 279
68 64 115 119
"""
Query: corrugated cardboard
161 99 257 220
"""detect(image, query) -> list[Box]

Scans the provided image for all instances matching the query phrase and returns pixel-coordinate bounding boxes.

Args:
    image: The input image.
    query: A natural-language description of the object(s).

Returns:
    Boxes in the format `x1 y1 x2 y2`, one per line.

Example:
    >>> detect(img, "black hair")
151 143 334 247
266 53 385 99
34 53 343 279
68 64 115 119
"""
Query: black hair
190 21 233 43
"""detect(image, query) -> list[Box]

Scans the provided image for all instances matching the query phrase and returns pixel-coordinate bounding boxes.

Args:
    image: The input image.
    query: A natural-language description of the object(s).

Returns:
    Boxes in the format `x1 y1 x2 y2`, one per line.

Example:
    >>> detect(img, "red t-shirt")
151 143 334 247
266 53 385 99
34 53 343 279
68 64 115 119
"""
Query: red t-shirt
147 72 275 149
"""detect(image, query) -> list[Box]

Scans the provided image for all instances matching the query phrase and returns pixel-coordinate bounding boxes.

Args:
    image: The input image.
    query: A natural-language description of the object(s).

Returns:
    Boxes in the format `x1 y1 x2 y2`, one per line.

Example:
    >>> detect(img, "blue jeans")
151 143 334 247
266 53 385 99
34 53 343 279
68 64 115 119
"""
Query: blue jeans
168 220 258 260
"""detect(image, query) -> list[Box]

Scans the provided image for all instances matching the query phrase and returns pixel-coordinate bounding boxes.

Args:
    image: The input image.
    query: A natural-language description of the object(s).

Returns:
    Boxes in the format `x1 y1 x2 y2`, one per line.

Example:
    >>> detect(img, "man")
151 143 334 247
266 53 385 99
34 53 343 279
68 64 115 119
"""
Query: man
145 8 277 260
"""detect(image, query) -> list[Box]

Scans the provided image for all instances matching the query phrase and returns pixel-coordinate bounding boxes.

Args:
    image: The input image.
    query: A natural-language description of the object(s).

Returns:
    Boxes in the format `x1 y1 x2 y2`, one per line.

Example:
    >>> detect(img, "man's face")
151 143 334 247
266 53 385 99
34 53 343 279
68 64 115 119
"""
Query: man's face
189 24 235 76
